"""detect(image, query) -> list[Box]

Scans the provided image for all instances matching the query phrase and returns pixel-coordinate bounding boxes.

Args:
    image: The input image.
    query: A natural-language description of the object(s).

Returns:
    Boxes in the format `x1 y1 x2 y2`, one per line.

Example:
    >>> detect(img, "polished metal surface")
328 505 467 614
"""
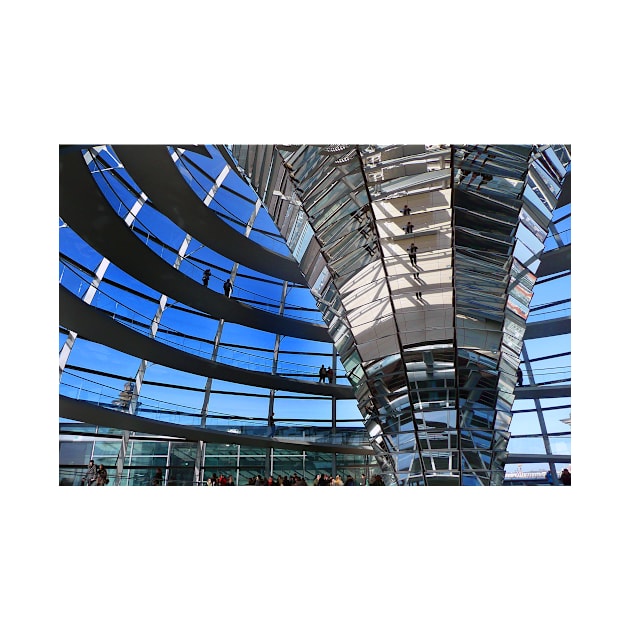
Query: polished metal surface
234 144 570 485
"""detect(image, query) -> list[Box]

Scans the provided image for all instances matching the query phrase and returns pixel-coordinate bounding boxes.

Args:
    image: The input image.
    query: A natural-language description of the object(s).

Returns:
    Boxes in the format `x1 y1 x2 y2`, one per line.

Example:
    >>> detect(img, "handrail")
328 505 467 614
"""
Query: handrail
60 395 375 456
60 285 355 399
111 145 306 284
59 148 331 342
59 272 338 376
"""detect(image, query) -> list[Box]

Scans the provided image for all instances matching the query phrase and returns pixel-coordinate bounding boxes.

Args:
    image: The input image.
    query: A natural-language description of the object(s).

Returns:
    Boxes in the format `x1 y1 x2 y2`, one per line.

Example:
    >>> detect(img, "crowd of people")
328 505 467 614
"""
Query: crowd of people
153 471 384 486
81 459 570 487
80 459 388 486
218 472 384 486
207 473 236 486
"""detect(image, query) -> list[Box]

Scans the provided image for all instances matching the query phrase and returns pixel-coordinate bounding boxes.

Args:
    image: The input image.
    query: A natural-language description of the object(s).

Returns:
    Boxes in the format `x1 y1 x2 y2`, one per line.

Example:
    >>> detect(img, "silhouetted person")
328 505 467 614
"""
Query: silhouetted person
223 279 232 298
318 473 331 486
318 365 327 383
517 366 523 386
327 367 334 383
152 467 163 486
560 468 571 486
370 474 385 486
402 204 411 216
407 243 418 266
268 414 276 438
202 268 210 287
405 221 414 234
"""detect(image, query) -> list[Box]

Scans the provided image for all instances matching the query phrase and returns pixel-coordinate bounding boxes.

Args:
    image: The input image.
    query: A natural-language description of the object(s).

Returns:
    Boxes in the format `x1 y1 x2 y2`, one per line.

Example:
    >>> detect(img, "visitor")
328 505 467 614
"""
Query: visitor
560 468 571 486
318 473 331 486
82 460 98 486
407 243 418 266
151 468 163 486
344 475 355 486
117 381 134 409
319 365 327 383
201 268 210 287
223 279 232 298
402 204 411 215
370 474 385 486
327 367 334 383
96 464 109 486
405 221 414 234
268 419 276 438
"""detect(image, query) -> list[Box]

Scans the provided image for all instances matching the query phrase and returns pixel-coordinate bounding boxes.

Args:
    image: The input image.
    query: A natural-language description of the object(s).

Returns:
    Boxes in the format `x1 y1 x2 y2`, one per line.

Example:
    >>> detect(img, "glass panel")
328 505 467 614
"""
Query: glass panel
59 441 93 466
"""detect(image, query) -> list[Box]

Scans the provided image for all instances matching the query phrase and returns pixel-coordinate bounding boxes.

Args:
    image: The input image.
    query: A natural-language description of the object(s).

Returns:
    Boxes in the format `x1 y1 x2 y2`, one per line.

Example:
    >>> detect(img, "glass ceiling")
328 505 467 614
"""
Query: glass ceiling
59 144 571 485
